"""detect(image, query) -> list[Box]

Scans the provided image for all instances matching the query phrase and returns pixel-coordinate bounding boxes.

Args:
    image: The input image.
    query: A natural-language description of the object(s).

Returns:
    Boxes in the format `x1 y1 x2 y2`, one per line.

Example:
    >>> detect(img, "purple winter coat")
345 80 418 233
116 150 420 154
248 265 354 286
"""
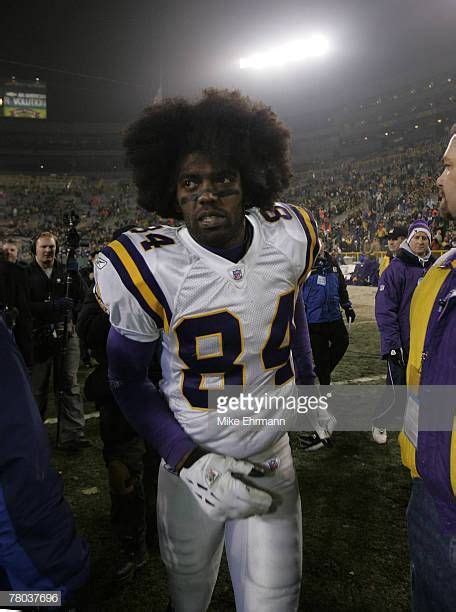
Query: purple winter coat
375 245 434 356
415 249 456 532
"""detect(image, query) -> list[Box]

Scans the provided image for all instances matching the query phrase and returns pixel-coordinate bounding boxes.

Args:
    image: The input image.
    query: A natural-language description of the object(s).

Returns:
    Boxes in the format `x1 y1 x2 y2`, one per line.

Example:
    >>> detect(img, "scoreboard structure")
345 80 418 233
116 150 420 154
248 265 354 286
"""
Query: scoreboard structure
1 79 47 119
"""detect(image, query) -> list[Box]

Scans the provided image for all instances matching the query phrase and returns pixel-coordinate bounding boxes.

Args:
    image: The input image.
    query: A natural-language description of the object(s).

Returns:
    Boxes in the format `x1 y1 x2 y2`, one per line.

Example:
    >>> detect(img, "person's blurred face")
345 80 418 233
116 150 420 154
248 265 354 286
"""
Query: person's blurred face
387 236 405 256
2 242 18 263
176 152 245 249
35 236 57 269
437 134 456 220
409 232 429 256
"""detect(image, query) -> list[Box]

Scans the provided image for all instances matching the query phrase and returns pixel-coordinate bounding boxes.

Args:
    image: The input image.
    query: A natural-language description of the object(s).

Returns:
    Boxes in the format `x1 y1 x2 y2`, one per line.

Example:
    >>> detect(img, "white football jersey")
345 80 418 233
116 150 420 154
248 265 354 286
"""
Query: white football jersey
94 203 319 457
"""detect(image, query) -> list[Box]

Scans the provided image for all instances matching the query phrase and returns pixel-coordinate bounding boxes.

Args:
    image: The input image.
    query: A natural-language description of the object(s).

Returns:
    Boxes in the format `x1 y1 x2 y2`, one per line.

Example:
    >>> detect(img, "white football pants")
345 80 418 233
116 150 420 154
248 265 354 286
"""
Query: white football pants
157 433 302 612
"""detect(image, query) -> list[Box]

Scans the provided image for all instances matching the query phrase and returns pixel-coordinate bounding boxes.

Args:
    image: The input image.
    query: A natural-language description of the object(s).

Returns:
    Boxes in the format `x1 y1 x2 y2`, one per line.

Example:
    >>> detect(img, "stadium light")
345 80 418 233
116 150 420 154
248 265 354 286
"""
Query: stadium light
239 34 330 70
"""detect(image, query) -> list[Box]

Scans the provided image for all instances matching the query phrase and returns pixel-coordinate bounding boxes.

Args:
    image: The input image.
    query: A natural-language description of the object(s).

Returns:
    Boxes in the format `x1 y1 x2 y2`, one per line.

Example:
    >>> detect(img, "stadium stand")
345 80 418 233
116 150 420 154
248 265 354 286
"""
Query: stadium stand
0 72 454 267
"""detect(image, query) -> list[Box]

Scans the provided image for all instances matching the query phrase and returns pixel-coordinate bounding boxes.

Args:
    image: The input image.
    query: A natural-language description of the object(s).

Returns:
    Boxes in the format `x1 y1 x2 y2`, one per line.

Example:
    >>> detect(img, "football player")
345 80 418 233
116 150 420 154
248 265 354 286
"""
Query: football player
95 89 319 612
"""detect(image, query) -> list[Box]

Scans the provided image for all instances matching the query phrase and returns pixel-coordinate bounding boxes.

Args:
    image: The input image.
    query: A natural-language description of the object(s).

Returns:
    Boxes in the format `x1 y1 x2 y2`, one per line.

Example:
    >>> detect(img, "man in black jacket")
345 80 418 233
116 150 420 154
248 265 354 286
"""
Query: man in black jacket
77 282 160 581
0 249 33 367
28 231 88 451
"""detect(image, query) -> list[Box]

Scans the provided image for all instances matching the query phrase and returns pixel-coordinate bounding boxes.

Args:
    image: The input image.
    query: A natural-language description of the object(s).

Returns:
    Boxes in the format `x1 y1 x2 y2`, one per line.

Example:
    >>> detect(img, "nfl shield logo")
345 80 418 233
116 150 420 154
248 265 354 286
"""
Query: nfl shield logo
231 268 243 281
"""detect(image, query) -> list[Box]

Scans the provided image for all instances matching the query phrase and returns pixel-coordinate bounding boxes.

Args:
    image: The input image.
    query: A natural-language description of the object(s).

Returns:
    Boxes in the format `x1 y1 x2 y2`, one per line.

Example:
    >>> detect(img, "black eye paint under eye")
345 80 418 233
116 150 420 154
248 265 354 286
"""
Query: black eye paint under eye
215 187 241 198
179 187 241 206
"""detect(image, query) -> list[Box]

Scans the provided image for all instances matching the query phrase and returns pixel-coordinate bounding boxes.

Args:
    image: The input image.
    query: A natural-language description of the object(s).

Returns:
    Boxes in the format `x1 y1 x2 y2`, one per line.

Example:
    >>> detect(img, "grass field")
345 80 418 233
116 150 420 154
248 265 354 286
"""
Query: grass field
48 287 412 611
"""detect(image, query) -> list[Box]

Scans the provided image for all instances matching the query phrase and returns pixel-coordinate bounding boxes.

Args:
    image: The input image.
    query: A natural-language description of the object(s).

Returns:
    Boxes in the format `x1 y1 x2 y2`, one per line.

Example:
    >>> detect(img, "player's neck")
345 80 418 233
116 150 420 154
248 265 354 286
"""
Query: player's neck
202 219 253 263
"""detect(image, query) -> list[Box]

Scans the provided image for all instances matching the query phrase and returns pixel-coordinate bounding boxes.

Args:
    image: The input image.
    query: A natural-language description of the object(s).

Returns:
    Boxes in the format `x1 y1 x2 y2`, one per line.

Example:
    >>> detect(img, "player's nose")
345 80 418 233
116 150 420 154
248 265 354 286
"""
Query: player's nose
197 182 217 202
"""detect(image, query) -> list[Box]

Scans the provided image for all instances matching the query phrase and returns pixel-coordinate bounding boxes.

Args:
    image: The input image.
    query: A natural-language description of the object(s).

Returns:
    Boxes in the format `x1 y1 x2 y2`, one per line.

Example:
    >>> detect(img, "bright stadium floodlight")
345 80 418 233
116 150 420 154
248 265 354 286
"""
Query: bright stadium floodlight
239 34 330 70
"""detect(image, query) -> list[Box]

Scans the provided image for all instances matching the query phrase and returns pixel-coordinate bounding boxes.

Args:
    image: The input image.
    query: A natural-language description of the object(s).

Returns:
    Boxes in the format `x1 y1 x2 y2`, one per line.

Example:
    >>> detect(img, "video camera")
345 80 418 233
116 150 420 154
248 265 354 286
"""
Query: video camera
62 210 81 251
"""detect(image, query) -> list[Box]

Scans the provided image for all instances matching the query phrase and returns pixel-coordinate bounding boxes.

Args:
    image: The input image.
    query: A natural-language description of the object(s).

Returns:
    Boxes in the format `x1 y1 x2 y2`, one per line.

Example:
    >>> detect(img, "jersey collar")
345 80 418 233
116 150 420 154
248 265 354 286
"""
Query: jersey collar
178 215 261 288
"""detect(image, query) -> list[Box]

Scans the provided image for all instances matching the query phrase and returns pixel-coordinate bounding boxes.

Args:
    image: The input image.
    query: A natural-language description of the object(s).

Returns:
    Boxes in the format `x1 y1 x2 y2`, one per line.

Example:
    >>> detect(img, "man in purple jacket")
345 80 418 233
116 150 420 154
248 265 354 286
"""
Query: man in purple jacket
399 124 456 611
373 220 435 443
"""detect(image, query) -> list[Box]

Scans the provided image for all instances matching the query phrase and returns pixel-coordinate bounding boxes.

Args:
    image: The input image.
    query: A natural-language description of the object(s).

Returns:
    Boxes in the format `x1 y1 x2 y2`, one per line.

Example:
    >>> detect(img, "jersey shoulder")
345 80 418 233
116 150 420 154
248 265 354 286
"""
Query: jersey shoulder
249 203 320 284
94 224 189 336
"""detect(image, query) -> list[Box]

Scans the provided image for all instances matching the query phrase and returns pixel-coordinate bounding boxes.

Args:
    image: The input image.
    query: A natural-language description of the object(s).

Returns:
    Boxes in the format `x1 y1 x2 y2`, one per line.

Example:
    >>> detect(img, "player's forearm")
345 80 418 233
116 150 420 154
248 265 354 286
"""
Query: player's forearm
107 327 196 468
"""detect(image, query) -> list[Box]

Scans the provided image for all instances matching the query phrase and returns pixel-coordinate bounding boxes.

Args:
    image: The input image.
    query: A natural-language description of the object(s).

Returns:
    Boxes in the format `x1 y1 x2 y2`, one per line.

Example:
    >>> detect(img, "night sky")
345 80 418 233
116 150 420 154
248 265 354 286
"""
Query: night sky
1 0 455 128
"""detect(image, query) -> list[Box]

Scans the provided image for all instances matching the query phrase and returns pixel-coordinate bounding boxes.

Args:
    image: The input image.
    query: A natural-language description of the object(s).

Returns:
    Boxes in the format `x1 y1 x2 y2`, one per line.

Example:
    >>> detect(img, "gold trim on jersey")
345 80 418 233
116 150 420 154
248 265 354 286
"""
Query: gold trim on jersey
260 288 296 388
293 204 319 285
110 239 170 333
175 308 246 411
93 281 109 313
196 332 223 359
200 373 226 391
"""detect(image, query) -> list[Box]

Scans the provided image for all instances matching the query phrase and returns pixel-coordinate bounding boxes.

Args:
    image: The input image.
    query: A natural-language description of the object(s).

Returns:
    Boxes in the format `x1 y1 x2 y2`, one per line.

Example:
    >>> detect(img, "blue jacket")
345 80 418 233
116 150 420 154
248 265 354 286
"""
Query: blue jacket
0 317 89 596
302 252 351 324
375 244 434 356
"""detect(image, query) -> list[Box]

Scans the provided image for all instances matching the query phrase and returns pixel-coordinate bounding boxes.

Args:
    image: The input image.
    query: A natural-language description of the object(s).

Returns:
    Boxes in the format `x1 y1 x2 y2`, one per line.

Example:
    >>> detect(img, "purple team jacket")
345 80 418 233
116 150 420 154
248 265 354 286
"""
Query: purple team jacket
375 244 434 356
415 250 456 532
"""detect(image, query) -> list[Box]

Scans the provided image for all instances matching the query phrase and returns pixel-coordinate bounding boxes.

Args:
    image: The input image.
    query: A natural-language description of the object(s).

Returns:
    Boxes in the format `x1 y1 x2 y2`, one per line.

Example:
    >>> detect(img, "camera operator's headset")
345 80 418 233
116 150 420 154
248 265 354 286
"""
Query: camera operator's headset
30 231 59 257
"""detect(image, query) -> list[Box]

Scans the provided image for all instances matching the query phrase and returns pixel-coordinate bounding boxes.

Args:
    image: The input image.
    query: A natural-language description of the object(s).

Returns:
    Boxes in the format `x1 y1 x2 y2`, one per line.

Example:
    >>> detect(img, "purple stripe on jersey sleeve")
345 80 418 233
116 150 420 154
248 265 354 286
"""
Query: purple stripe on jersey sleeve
292 291 315 385
116 234 172 324
107 327 196 468
101 245 164 329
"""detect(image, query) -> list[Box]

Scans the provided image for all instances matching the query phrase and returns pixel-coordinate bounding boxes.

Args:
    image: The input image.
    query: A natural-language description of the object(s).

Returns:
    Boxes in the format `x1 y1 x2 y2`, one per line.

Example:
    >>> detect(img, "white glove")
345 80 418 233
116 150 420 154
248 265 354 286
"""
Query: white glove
180 452 273 522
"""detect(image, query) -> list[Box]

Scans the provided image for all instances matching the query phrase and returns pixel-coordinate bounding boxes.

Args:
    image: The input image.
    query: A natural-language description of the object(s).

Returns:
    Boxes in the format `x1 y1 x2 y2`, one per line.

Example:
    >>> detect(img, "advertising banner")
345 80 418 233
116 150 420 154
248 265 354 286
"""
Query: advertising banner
3 79 47 119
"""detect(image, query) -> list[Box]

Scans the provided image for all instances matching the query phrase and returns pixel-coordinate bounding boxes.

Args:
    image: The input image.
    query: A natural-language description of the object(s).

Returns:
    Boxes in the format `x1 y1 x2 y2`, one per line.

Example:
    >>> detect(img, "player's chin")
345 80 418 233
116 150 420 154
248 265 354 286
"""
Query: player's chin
195 221 232 246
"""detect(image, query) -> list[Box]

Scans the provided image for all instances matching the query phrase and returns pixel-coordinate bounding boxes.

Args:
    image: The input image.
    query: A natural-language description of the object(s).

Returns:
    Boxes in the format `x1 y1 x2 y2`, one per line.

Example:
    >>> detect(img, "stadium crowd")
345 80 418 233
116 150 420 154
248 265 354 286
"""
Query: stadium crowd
286 140 454 254
0 138 454 267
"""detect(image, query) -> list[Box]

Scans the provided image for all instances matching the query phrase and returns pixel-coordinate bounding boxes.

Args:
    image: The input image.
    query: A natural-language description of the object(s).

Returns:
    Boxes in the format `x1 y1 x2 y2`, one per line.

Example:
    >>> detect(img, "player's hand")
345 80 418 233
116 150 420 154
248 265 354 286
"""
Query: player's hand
54 297 74 312
388 347 405 369
343 305 356 323
180 452 273 522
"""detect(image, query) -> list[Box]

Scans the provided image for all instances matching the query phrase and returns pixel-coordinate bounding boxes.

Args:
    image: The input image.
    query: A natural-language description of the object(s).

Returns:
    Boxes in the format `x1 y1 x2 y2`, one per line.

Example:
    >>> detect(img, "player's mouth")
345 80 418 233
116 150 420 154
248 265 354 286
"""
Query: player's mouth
198 213 226 229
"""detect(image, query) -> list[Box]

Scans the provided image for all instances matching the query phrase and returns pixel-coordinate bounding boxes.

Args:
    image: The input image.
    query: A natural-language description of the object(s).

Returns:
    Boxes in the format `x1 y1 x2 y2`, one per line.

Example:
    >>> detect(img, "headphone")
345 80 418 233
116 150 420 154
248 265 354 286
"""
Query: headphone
30 231 59 256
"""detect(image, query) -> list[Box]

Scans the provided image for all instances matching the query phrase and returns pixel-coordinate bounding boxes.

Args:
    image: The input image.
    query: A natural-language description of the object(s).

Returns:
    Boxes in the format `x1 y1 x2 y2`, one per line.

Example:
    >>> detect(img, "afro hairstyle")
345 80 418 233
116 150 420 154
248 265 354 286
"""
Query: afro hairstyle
123 88 292 219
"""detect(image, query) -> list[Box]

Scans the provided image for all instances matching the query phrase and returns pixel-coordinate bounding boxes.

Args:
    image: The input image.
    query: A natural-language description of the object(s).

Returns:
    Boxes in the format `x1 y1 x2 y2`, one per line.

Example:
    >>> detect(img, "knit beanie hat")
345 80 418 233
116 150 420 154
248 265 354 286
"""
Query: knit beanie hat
407 220 431 244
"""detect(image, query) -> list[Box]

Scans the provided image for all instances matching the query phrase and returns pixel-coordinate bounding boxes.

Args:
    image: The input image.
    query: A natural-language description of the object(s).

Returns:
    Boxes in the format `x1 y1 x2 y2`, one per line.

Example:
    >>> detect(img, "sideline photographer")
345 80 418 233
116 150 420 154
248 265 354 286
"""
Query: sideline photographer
28 229 88 452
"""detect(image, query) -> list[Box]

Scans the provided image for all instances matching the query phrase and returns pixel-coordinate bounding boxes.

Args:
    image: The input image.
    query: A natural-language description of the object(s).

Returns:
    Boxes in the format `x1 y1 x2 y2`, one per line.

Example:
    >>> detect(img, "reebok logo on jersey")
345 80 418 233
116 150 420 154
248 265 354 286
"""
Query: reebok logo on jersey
95 255 108 269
